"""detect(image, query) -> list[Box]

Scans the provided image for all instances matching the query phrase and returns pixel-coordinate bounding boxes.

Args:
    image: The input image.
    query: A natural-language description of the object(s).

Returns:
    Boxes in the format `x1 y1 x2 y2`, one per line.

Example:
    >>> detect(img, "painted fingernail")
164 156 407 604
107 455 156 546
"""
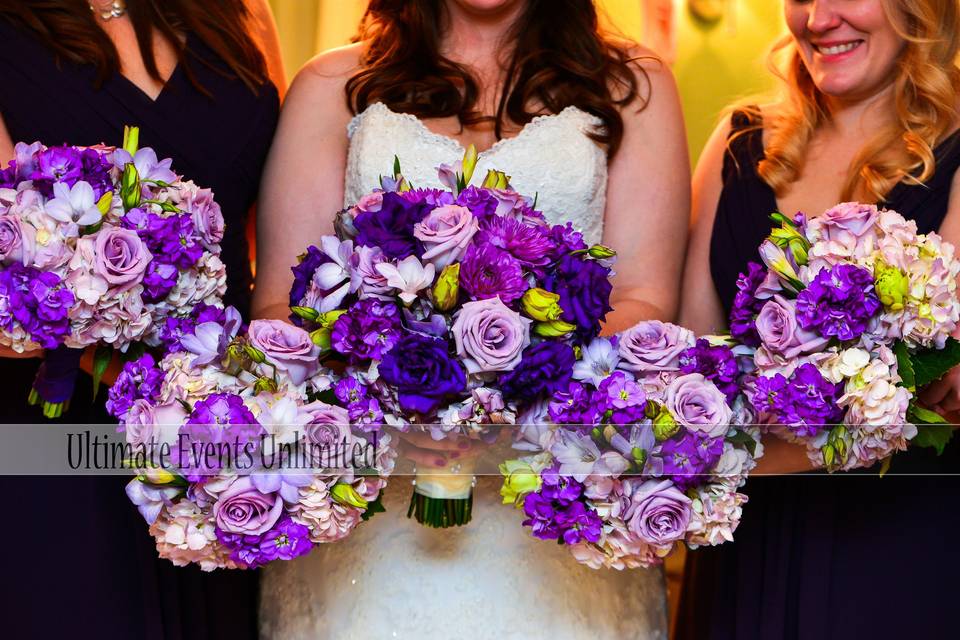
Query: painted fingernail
449 452 460 459
458 441 470 450
434 457 446 467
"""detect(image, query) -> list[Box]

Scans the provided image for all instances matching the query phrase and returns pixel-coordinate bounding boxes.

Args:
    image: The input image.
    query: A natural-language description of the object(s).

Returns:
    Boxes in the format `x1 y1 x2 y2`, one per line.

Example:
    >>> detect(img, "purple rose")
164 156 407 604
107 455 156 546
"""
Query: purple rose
378 333 467 415
755 294 828 357
413 204 479 269
664 373 732 438
94 227 153 289
183 186 224 251
213 476 284 536
626 479 692 546
617 320 694 374
0 214 34 265
814 202 879 250
301 401 352 448
452 297 531 374
247 319 321 385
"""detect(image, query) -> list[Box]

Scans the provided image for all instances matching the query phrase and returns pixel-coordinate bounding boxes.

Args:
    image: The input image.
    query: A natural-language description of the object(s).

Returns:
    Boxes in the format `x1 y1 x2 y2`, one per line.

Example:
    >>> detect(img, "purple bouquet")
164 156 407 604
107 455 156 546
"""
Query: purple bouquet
108 309 394 570
287 149 616 527
499 321 761 569
732 204 960 471
0 127 225 416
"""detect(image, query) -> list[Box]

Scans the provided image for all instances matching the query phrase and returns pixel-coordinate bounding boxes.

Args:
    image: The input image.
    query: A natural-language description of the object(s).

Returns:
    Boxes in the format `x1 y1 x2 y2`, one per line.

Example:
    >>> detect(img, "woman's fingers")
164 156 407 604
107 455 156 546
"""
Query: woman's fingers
399 430 474 451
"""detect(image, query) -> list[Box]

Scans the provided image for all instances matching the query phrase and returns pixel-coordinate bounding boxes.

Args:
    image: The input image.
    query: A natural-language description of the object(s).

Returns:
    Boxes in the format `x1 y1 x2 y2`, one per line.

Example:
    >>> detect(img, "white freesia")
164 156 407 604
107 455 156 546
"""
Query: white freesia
376 255 436 305
44 180 102 227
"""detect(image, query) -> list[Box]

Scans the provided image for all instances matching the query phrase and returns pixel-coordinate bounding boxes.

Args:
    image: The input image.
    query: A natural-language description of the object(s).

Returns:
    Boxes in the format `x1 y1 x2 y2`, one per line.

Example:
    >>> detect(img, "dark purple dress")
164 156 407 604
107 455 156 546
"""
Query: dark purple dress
0 19 278 639
675 111 960 640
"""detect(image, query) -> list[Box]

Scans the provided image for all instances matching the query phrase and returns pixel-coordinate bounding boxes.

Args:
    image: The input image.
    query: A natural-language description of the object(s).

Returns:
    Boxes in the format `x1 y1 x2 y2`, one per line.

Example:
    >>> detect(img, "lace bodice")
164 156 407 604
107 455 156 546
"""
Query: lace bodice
344 102 608 245
259 104 666 640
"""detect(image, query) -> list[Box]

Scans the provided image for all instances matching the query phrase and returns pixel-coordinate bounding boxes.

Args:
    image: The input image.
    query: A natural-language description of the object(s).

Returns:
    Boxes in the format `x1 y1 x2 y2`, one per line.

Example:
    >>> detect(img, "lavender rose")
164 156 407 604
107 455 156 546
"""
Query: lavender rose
626 479 692 546
0 214 34 265
618 321 694 373
247 319 321 385
213 476 284 536
664 373 732 438
755 294 827 357
301 401 352 447
413 204 479 269
183 186 225 251
452 297 531 374
94 227 152 288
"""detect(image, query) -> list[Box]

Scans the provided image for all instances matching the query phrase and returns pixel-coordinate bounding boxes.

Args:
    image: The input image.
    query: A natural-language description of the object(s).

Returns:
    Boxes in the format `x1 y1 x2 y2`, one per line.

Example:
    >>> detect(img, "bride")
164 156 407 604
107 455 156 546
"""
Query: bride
252 0 690 637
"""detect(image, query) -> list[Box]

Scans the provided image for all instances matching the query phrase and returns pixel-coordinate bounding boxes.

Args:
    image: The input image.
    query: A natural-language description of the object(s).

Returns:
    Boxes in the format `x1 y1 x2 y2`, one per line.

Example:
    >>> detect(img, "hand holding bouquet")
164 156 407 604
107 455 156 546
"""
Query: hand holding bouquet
108 308 394 570
287 149 616 527
0 127 225 416
500 321 761 569
731 203 960 471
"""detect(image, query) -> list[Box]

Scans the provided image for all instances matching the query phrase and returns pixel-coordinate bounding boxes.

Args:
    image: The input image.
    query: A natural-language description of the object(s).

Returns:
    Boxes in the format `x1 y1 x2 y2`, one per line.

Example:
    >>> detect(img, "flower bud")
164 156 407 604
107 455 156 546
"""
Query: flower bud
433 263 461 312
331 483 369 509
310 327 332 350
631 446 647 468
318 309 347 328
499 459 542 507
587 245 617 260
141 466 175 485
874 260 909 311
253 377 278 394
244 345 266 364
122 125 140 156
461 144 478 185
96 191 114 216
521 288 563 322
534 318 576 338
482 169 511 190
652 408 679 441
290 306 320 322
120 163 141 211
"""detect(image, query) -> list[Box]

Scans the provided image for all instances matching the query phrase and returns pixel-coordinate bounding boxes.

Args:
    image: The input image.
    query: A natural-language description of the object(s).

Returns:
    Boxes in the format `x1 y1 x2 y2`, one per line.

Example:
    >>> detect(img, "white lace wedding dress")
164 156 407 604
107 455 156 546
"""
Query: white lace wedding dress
259 102 668 640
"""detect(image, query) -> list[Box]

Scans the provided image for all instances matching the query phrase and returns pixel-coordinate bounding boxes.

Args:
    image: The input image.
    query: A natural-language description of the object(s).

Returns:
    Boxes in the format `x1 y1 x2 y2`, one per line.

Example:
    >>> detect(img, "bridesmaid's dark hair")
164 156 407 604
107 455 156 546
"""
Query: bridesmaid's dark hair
0 0 269 94
347 0 649 157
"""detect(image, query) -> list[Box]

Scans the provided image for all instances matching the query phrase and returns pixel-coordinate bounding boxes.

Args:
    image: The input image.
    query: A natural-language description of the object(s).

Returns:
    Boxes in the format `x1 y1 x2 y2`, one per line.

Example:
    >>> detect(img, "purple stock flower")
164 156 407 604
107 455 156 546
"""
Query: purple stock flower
474 215 556 269
678 339 740 403
753 363 843 436
378 332 467 415
106 354 164 419
499 341 576 402
659 431 723 490
542 254 613 341
597 371 647 424
548 222 588 259
30 146 83 196
555 500 603 545
795 264 881 341
548 381 601 427
521 465 601 544
142 260 179 302
158 303 225 351
331 298 402 362
179 394 263 478
458 243 528 304
147 213 204 270
729 262 767 347
217 517 312 568
354 191 431 259
0 264 73 348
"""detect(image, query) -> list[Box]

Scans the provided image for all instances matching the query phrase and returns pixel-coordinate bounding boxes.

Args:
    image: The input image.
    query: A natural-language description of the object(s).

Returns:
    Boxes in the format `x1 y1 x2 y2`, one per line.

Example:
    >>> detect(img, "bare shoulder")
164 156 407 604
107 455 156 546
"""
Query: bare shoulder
614 44 680 119
283 44 365 120
299 43 365 85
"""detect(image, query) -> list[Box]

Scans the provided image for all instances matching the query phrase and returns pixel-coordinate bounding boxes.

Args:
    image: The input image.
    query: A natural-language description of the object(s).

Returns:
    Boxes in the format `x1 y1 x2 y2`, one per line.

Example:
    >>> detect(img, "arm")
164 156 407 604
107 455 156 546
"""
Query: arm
676 116 729 334
251 45 361 320
246 0 287 97
602 52 691 331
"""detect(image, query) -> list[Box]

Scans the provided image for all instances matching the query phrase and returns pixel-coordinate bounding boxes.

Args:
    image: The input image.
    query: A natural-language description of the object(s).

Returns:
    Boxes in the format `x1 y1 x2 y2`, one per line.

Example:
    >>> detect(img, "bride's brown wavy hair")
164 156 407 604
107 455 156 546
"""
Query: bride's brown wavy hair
739 0 960 202
0 0 268 94
346 0 648 157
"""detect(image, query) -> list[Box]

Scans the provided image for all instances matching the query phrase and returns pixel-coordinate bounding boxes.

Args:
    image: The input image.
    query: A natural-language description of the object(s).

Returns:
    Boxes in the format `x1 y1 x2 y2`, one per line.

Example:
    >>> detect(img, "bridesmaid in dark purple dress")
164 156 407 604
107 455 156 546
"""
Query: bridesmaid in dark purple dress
676 1 960 638
0 1 282 637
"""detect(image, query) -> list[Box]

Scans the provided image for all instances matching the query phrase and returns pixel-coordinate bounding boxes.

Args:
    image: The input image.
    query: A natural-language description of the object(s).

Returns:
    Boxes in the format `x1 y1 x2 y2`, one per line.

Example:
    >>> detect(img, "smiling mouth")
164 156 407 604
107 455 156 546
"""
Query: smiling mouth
813 40 863 56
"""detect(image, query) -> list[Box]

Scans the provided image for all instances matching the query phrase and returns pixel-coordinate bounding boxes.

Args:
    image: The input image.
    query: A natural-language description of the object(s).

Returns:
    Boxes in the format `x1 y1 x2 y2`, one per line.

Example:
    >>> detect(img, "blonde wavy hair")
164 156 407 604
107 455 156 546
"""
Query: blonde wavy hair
738 0 960 202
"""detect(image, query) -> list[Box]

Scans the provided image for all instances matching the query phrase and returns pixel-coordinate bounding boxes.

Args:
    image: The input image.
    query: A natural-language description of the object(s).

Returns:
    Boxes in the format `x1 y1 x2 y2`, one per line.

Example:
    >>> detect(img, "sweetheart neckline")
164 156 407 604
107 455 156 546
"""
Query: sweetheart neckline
349 102 600 158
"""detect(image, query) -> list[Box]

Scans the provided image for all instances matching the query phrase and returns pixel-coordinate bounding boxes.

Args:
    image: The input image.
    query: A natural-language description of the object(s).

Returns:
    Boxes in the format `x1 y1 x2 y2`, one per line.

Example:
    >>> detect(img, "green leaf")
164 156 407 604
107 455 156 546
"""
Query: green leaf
91 344 113 400
725 428 758 457
912 424 955 455
360 492 387 522
893 340 915 392
393 155 401 178
120 342 147 363
908 401 948 425
912 337 960 388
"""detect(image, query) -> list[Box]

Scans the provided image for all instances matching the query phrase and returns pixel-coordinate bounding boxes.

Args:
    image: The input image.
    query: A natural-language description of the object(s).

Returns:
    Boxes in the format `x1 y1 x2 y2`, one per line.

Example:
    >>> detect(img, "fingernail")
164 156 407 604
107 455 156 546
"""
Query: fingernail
449 452 460 459
434 457 446 467
458 441 470 450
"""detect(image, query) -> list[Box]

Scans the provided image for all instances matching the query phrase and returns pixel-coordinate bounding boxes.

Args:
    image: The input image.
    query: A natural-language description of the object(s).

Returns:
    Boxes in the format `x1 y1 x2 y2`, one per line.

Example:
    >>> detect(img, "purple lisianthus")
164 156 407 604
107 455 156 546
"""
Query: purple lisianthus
499 341 576 402
401 188 454 208
289 244 328 322
548 222 588 259
354 191 430 259
474 215 556 270
106 353 164 419
795 264 881 341
542 254 613 340
378 333 467 415
458 242 528 304
456 185 498 219
678 339 740 403
728 262 768 347
331 298 402 362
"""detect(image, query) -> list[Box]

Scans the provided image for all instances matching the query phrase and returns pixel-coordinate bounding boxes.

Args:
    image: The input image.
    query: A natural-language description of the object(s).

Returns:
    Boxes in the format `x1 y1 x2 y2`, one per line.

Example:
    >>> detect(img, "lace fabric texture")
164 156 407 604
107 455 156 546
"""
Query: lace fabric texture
259 103 666 640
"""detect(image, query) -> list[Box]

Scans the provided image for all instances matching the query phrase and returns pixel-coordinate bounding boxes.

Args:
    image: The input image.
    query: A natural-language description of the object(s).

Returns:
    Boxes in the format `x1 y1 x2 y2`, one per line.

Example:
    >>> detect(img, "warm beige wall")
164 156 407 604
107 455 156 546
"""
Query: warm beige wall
268 0 785 162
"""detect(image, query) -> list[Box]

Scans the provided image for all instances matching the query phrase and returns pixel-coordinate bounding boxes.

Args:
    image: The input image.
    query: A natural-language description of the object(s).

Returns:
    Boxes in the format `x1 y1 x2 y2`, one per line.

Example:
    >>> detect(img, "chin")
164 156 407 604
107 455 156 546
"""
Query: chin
450 0 523 13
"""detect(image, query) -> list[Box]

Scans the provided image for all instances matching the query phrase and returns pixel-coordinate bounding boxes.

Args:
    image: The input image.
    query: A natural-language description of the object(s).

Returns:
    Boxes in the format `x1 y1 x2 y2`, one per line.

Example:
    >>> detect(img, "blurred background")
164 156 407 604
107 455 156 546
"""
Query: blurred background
264 1 787 633
266 0 786 162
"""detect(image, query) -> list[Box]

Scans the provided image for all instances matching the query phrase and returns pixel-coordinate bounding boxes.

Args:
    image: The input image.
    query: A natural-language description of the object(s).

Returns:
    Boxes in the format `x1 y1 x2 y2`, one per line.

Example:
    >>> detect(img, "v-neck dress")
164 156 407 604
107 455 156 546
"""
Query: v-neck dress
0 18 278 639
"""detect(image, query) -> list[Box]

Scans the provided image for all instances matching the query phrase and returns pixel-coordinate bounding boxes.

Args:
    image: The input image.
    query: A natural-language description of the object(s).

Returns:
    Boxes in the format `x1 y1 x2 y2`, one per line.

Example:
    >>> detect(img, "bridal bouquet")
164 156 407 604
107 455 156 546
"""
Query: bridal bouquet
0 127 225 416
500 321 761 569
107 309 394 570
731 203 960 471
288 149 615 527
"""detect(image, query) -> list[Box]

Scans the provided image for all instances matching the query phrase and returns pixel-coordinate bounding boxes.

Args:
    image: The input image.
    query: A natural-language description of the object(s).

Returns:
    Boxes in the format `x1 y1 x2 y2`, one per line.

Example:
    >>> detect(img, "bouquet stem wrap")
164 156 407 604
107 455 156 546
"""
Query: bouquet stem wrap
407 461 475 528
28 345 83 418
